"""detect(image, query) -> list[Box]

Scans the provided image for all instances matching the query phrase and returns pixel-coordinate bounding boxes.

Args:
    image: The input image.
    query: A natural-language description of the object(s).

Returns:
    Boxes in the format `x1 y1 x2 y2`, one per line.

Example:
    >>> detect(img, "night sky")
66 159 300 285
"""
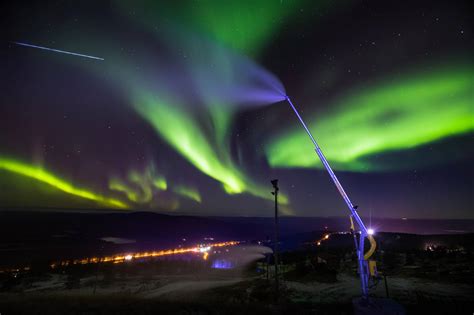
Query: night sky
0 0 472 218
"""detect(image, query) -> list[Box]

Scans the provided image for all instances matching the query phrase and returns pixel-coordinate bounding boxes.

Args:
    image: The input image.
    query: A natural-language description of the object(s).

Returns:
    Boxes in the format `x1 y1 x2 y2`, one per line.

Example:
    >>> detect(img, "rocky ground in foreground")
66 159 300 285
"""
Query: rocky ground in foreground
1 269 473 314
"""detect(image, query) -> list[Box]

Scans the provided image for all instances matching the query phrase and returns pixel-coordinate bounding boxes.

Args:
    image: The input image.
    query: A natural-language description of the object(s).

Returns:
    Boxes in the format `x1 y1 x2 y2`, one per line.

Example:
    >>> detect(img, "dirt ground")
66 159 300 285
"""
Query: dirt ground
8 270 474 305
285 273 474 304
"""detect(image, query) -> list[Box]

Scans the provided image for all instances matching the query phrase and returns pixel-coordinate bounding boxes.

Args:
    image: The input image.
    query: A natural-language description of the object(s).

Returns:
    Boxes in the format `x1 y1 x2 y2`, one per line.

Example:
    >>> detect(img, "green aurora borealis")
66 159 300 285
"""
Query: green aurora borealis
115 0 319 55
266 63 474 171
173 185 202 203
52 4 294 207
0 157 127 209
1 0 472 217
133 93 288 205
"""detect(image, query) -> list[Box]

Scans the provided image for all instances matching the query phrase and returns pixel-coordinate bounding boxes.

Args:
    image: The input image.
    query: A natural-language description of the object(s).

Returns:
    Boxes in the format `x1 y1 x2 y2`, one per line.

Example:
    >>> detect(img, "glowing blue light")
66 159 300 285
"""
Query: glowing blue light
211 259 234 269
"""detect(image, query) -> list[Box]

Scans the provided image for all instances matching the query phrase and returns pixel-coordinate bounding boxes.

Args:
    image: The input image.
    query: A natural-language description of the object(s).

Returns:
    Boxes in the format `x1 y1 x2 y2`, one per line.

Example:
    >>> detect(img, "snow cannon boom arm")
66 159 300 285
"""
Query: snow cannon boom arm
284 95 376 298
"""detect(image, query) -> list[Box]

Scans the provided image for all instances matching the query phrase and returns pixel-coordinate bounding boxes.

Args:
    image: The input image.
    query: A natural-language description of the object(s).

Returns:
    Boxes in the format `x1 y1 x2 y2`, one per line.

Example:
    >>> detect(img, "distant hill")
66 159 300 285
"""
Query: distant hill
0 210 473 267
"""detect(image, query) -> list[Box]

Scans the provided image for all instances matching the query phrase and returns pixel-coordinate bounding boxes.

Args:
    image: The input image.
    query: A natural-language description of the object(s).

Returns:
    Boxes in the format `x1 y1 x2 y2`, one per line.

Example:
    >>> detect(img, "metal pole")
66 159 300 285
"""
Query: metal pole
285 97 367 234
285 96 370 298
384 274 390 298
271 179 280 302
359 234 368 297
266 254 269 280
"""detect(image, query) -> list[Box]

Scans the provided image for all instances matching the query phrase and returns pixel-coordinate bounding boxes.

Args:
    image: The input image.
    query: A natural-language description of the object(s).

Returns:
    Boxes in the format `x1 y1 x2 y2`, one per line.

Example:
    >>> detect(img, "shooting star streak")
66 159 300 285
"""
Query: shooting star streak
13 42 104 61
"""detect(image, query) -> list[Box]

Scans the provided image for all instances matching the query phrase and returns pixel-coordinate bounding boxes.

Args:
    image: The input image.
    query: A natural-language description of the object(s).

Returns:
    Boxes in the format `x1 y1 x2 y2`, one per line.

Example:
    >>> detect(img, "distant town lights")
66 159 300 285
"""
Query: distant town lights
199 246 211 253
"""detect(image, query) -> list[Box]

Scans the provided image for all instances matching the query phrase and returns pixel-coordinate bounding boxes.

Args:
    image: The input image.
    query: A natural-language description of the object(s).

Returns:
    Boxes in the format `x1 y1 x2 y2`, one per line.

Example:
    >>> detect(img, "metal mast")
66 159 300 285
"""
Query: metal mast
285 96 372 298
271 179 280 302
